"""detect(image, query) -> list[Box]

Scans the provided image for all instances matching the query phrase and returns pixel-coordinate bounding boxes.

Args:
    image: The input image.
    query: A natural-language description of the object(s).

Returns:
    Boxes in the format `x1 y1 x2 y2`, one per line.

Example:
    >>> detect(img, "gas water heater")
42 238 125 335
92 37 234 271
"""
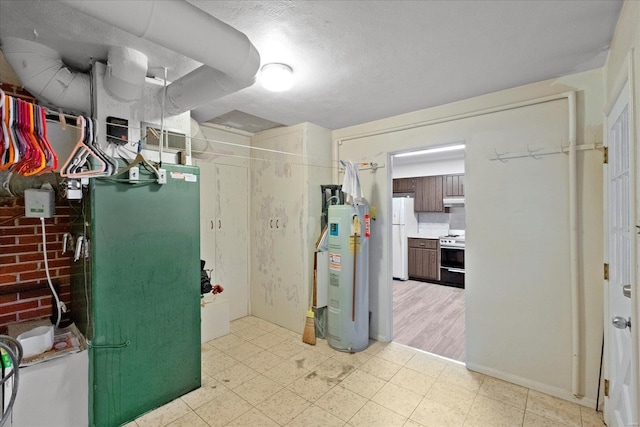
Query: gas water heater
327 204 370 352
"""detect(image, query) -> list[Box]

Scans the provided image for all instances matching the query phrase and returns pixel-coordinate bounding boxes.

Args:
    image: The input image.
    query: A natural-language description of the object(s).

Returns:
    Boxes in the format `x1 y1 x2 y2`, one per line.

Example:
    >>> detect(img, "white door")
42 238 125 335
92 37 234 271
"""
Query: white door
605 86 638 427
215 163 249 320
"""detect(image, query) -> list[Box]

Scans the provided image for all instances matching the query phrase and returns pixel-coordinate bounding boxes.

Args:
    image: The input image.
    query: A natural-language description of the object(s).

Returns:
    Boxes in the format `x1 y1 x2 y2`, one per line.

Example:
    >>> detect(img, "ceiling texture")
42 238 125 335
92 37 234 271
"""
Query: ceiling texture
0 0 623 131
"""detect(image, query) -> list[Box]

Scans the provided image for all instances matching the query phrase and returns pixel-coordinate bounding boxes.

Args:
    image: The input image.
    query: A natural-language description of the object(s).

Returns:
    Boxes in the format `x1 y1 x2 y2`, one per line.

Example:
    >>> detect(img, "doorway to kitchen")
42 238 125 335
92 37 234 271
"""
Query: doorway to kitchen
390 144 466 362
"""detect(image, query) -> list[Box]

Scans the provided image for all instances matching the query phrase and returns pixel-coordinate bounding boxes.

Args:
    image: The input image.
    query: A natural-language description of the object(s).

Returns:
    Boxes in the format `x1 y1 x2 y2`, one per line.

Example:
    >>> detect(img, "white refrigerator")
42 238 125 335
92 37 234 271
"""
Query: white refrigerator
392 197 418 280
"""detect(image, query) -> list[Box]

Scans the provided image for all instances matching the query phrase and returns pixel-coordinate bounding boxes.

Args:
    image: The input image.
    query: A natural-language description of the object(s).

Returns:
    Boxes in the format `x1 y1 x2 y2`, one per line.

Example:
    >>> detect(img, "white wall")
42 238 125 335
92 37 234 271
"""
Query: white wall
333 69 604 405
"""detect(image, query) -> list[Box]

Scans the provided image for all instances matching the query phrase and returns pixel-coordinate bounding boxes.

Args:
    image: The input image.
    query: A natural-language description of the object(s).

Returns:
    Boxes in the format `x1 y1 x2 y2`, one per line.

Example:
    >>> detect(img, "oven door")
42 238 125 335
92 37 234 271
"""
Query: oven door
440 246 464 270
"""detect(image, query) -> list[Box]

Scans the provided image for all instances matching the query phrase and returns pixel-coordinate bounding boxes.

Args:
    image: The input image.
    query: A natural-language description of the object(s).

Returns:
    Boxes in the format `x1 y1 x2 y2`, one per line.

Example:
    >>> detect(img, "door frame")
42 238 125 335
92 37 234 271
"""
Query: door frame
603 47 639 423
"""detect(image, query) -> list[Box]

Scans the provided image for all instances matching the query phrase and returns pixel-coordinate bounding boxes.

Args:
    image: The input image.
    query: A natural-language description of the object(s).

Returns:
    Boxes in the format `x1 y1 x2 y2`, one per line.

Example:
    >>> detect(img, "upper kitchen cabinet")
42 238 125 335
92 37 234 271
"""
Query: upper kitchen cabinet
250 123 332 332
393 178 416 194
444 174 465 197
415 175 444 212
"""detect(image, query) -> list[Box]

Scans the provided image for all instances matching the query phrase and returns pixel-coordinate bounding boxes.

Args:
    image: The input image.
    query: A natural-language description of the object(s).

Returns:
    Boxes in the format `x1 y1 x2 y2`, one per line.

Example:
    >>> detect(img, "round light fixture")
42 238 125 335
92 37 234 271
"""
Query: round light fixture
260 63 294 92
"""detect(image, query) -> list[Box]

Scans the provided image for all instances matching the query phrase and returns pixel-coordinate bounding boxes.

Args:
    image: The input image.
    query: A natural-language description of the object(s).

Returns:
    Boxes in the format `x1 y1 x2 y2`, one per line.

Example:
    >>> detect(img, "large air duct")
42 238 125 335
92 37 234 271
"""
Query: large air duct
1 37 92 114
60 0 261 115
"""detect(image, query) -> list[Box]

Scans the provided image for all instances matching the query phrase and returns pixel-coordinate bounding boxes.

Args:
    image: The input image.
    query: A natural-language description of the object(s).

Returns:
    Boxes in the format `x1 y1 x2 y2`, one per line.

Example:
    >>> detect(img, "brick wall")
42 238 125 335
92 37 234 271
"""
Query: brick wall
0 82 37 103
0 197 73 329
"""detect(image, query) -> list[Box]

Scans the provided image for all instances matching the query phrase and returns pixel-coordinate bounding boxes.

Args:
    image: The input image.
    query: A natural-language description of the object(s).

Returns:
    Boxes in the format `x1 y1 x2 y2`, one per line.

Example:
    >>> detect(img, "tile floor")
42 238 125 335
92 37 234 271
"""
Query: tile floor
125 316 605 427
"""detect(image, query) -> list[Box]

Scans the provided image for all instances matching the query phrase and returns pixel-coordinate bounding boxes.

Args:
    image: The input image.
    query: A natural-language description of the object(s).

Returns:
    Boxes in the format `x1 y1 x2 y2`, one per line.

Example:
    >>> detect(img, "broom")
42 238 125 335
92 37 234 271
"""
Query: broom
302 251 317 345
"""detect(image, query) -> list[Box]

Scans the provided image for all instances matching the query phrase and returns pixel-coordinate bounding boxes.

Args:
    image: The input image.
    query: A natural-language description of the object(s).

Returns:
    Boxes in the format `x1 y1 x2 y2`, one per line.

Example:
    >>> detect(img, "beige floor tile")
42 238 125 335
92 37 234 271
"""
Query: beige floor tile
211 362 259 389
478 376 529 410
526 390 581 427
250 332 288 349
234 325 270 341
315 385 368 421
438 364 485 393
165 411 209 427
410 397 467 427
230 318 252 334
287 370 339 401
340 369 387 399
195 390 252 427
523 411 573 427
313 338 342 356
243 349 285 373
313 357 357 383
135 398 192 427
286 405 346 427
242 316 262 324
234 374 284 406
209 333 245 351
376 343 419 365
466 394 525 426
359 356 403 381
226 408 280 427
425 380 477 414
403 420 423 427
371 382 423 417
390 367 436 396
462 417 499 427
270 325 302 340
580 407 605 427
268 340 308 359
255 388 311 425
180 373 228 410
404 352 448 378
290 347 332 370
263 359 310 386
224 341 264 361
349 401 408 427
201 343 222 359
364 339 390 355
329 349 373 367
122 422 138 427
201 352 238 376
254 317 282 332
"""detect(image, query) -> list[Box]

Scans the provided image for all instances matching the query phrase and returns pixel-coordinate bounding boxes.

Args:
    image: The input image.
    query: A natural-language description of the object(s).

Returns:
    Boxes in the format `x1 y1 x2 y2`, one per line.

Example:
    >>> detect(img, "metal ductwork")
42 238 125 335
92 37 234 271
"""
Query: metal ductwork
60 0 261 115
1 37 92 114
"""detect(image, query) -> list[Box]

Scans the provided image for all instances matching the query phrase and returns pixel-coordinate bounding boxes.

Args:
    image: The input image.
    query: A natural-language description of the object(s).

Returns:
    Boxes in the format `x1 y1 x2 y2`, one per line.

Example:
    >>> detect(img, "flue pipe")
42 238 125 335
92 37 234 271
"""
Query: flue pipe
1 37 91 114
60 0 261 115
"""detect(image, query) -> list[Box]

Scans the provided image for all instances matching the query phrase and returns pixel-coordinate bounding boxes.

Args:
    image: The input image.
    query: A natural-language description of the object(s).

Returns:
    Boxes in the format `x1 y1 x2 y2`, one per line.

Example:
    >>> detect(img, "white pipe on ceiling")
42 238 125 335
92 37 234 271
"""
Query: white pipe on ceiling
1 37 91 114
60 0 261 115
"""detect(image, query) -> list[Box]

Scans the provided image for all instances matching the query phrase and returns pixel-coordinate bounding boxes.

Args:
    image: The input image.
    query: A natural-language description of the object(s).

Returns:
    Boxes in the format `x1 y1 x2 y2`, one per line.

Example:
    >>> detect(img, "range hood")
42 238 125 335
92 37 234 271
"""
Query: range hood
443 196 465 207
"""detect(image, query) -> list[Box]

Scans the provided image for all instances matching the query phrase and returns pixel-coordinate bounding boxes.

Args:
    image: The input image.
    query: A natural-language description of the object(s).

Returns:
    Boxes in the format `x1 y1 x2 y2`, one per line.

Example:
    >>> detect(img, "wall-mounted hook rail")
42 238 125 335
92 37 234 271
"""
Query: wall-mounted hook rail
489 143 603 162
338 161 385 173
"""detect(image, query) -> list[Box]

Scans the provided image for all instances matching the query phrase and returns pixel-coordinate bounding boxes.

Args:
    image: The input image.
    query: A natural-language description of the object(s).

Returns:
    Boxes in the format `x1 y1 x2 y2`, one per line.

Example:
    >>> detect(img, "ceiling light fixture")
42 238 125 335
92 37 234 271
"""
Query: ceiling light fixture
260 63 294 92
395 144 465 158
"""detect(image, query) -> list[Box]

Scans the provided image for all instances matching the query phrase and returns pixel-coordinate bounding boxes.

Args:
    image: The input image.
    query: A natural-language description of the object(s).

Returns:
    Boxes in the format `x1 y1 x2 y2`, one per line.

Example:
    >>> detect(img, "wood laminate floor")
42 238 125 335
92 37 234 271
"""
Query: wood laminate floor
392 279 465 361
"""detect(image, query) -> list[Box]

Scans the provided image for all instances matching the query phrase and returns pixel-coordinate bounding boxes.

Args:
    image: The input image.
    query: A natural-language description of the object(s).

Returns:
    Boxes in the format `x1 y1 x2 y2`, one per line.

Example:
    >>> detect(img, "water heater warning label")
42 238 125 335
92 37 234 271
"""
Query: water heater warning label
329 253 341 271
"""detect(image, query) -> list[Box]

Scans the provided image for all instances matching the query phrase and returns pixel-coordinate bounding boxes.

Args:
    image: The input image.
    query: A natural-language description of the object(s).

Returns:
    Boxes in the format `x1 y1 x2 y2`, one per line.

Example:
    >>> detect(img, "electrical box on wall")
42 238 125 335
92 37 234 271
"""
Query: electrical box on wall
24 189 55 218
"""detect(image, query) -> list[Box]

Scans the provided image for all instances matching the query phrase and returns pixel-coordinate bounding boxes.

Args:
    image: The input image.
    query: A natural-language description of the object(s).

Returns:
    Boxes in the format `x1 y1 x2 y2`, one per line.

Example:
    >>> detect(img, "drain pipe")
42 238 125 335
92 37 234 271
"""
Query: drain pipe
567 91 580 398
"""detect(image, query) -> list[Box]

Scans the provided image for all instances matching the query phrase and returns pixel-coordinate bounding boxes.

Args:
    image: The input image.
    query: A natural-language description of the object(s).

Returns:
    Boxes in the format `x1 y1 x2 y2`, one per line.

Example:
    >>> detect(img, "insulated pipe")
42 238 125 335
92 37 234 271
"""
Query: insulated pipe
60 0 261 113
0 37 91 114
335 90 582 395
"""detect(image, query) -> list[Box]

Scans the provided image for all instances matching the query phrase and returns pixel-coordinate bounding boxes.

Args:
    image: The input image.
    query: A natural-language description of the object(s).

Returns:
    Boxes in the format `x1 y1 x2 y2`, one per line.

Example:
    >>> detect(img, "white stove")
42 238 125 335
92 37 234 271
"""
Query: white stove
439 234 465 249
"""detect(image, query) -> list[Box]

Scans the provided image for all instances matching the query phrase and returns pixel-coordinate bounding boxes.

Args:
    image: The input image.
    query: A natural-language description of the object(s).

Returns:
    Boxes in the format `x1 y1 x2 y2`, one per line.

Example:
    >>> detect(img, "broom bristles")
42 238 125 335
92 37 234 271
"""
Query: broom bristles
302 310 316 345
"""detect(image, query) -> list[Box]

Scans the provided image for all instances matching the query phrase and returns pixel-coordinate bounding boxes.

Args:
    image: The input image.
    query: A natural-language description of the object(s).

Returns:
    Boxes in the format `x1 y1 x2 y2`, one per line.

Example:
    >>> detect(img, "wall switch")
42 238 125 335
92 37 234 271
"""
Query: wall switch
158 169 167 184
129 166 139 181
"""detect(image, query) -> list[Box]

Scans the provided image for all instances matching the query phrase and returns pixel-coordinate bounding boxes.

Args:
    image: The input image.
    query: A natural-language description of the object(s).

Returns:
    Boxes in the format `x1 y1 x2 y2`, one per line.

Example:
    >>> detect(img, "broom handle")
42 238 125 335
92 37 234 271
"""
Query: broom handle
312 251 317 308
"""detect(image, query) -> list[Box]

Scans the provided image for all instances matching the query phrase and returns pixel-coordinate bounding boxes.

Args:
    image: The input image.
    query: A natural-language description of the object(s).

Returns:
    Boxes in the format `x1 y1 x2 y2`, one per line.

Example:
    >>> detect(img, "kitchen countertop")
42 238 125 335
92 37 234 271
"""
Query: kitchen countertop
407 232 445 239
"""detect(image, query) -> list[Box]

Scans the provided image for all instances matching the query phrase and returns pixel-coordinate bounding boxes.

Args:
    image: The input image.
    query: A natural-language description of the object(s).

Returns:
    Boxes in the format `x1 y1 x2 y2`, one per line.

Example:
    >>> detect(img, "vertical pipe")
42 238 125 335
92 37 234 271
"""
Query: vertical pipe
567 90 580 397
159 67 167 167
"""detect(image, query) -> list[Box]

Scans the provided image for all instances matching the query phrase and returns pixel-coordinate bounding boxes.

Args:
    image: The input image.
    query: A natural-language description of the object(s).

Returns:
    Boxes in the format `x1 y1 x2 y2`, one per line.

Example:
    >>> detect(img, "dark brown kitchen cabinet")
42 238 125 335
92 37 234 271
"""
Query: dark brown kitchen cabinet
444 174 465 197
408 238 439 280
414 176 444 212
393 178 416 194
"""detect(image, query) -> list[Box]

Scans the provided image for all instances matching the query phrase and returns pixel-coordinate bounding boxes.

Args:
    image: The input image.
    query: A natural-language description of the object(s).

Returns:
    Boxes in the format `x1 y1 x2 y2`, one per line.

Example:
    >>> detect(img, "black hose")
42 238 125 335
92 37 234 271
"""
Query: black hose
596 332 604 411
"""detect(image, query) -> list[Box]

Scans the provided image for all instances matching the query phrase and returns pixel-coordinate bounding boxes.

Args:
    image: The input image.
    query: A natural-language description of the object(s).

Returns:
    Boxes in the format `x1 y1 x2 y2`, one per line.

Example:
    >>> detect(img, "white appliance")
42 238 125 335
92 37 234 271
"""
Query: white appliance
392 197 418 280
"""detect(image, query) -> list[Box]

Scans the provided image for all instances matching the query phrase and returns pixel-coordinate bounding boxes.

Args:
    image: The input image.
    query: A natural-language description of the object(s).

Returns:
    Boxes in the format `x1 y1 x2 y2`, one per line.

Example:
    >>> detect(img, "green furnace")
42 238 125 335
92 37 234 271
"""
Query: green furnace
70 164 201 427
